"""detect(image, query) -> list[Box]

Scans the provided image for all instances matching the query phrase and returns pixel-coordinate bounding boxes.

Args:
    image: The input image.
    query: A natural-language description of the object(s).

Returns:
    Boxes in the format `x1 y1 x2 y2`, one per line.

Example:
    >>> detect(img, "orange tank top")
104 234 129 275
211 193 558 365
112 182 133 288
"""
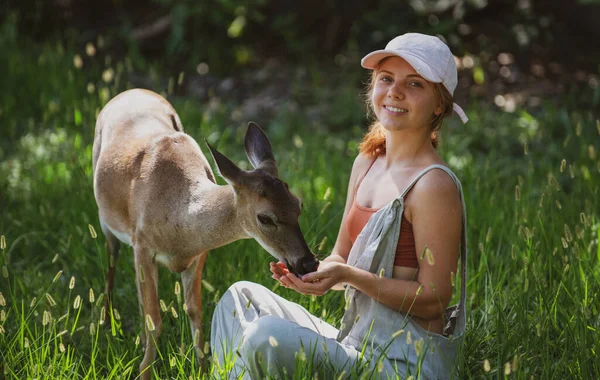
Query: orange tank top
345 159 418 268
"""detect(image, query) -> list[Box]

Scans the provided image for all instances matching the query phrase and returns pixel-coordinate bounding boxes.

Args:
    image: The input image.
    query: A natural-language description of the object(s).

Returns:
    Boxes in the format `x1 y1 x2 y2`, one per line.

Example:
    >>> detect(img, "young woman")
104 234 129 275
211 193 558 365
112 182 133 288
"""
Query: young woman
211 33 469 379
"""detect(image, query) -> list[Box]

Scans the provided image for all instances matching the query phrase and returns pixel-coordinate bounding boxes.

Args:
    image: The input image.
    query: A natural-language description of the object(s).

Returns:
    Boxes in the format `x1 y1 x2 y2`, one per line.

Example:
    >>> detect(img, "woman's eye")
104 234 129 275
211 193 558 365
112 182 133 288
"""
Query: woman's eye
409 81 423 88
379 75 392 83
257 214 276 227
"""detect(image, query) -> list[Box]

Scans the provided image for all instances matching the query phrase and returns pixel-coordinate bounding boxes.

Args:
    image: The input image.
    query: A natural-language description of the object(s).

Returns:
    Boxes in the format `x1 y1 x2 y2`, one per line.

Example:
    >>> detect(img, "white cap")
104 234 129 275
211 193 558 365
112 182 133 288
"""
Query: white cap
361 33 468 124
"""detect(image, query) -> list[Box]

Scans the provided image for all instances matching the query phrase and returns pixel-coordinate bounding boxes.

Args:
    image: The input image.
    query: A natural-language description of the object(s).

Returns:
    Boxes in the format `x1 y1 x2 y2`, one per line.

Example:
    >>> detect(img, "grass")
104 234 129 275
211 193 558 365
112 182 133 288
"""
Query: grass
1 17 599 379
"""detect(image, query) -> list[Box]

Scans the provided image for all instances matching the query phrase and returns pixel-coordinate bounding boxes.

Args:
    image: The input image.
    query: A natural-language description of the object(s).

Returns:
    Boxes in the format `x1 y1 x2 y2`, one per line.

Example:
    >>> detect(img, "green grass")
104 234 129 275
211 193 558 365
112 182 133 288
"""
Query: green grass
1 19 599 379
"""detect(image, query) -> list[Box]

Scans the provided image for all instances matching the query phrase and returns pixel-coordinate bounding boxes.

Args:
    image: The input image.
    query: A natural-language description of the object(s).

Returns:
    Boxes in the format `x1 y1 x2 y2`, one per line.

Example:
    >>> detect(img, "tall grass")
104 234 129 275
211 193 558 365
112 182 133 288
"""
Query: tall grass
1 18 599 379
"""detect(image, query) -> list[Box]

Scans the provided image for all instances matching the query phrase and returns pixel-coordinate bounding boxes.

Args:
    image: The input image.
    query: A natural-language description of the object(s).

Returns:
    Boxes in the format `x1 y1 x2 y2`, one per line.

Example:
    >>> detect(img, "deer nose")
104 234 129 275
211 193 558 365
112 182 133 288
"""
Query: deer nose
302 257 319 273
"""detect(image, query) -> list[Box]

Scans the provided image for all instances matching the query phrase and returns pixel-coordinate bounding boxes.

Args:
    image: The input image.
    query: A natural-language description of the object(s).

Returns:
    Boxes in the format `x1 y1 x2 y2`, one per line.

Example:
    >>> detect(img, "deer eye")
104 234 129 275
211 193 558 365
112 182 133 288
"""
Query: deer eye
257 214 276 227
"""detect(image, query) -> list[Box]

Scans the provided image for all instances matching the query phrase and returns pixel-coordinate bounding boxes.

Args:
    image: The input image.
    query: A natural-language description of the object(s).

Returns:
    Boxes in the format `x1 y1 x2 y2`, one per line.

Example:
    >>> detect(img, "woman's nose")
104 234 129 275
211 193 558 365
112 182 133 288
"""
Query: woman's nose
387 84 405 99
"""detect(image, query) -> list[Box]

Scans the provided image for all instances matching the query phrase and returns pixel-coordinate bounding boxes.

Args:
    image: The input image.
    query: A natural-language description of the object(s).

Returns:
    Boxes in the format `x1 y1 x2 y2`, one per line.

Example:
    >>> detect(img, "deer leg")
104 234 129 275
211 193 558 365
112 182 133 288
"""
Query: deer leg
181 251 208 368
101 221 121 326
134 244 162 380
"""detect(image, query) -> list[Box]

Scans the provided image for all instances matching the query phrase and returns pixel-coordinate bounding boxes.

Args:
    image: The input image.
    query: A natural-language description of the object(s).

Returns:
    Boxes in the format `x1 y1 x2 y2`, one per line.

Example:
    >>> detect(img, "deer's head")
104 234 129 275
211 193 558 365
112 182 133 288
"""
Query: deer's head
206 122 319 276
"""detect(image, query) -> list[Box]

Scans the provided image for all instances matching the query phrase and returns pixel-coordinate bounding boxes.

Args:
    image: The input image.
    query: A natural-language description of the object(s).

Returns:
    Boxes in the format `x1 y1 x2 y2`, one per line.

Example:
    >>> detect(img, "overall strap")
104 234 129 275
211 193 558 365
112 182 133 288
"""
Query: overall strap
398 164 468 312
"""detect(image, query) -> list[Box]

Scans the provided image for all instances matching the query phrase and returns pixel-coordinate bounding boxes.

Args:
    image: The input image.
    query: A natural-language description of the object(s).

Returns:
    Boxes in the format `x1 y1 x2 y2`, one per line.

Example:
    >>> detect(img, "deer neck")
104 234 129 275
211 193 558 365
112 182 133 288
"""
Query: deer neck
188 183 249 251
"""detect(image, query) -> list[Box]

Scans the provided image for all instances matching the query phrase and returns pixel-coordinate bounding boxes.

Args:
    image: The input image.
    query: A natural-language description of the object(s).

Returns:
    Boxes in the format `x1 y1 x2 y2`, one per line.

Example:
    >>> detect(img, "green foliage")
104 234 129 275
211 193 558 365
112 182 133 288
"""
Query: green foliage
1 15 600 380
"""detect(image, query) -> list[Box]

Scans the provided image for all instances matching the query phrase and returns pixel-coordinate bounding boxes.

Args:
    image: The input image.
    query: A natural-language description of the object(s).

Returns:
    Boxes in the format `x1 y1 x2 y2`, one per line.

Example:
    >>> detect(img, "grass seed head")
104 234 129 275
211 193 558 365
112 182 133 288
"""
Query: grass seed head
564 224 573 242
0 235 5 249
53 270 63 283
171 306 178 319
73 54 83 69
160 299 167 312
52 254 59 264
504 362 511 375
85 42 96 57
88 224 97 239
102 68 115 83
483 359 491 372
406 330 412 345
202 279 215 293
512 355 519 371
45 293 56 307
89 288 95 303
425 247 435 265
268 336 278 347
0 292 5 307
69 276 75 289
145 314 156 331
42 310 51 326
318 236 327 251
392 329 405 338
73 295 81 309
415 338 424 356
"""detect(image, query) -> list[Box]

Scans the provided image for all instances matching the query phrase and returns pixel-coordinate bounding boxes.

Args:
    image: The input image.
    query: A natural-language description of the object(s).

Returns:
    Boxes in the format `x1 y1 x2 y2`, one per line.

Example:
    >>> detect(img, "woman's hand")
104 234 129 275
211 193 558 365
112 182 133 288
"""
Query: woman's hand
279 261 348 296
269 261 290 286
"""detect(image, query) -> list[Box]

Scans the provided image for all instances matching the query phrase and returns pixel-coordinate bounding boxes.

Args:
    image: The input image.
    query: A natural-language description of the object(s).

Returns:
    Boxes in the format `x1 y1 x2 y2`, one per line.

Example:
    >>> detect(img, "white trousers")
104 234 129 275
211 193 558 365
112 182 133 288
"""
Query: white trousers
210 281 401 379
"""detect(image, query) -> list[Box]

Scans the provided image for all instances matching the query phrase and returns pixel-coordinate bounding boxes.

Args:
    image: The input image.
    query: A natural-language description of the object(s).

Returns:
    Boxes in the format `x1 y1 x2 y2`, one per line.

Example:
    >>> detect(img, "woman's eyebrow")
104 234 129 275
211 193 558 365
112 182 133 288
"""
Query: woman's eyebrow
378 70 424 80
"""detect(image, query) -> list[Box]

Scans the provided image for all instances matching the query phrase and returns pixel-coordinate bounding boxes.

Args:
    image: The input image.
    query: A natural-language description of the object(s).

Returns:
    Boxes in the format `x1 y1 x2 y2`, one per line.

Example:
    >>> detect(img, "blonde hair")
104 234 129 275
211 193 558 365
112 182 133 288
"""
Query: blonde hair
359 59 454 157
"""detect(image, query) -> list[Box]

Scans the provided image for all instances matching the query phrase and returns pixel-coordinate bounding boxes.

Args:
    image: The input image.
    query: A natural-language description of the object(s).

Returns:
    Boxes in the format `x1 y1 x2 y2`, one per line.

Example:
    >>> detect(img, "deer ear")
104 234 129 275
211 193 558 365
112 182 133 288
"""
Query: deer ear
245 122 278 177
205 139 244 184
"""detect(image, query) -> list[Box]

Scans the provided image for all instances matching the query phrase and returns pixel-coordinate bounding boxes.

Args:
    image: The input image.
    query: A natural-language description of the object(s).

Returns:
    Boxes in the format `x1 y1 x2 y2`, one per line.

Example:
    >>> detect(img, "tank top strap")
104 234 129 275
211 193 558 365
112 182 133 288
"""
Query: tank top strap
353 157 378 197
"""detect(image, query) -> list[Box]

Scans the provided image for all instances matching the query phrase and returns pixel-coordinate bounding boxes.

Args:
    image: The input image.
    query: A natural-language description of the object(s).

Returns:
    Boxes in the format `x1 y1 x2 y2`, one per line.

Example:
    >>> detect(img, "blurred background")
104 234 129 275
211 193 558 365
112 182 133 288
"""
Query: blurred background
2 0 600 130
1 1 600 378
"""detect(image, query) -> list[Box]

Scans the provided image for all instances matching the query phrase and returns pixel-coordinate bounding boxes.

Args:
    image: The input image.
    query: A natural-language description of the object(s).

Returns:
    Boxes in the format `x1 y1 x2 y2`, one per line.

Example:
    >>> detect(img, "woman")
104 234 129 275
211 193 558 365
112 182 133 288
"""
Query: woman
211 33 469 379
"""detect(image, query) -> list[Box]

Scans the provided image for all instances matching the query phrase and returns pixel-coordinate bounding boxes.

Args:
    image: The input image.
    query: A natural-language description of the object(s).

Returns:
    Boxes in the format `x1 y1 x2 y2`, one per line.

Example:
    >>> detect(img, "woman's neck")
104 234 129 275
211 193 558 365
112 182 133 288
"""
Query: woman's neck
384 128 436 168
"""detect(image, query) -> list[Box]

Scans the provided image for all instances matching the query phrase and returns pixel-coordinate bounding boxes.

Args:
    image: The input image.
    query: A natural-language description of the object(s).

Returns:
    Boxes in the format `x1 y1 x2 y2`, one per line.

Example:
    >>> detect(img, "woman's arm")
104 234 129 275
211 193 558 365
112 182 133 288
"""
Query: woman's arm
293 169 462 321
270 154 373 286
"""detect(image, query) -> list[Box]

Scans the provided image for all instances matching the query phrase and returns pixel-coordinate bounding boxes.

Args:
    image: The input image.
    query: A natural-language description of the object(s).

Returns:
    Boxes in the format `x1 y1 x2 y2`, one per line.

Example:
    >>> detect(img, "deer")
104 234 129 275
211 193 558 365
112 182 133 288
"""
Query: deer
92 88 319 379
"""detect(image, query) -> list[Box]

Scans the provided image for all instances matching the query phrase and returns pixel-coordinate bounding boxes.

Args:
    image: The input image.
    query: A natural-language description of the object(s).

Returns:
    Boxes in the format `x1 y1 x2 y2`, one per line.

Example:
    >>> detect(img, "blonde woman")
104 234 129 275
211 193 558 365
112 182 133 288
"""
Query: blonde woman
211 33 469 379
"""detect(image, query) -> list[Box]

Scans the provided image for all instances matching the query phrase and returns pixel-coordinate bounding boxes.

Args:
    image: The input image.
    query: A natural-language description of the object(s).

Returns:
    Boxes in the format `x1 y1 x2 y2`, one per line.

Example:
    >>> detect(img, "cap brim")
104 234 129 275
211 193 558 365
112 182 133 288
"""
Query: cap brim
361 50 443 84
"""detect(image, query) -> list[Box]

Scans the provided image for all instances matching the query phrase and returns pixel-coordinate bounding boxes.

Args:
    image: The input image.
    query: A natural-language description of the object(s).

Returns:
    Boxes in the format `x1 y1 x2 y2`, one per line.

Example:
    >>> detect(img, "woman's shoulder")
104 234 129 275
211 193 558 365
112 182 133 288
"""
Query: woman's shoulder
351 153 376 172
410 165 461 204
414 164 459 190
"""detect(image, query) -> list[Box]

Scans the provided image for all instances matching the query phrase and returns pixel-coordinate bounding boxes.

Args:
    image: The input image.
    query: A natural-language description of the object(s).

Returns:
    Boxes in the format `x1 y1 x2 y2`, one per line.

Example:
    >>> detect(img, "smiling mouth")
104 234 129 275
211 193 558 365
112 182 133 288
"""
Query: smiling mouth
384 105 408 113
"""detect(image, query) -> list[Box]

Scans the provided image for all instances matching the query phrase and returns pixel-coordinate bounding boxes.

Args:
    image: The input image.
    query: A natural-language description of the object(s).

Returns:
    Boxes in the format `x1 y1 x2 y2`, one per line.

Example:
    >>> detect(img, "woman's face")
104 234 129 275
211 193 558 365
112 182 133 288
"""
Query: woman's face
371 57 442 133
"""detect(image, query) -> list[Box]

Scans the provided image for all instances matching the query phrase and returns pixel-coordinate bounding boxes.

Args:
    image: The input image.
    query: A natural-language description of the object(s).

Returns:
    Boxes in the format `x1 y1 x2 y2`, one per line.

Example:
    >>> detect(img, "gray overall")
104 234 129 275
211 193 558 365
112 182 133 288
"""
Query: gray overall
337 164 467 379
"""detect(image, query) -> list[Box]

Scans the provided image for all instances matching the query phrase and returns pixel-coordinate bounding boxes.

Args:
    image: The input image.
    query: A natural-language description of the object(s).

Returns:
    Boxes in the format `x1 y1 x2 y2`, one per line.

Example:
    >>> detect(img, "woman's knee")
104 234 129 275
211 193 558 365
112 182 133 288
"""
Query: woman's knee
240 316 296 362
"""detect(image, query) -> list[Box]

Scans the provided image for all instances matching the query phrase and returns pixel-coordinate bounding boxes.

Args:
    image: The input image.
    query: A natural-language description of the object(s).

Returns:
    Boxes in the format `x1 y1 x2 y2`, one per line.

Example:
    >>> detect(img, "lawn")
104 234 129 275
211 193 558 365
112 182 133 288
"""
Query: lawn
1 18 599 379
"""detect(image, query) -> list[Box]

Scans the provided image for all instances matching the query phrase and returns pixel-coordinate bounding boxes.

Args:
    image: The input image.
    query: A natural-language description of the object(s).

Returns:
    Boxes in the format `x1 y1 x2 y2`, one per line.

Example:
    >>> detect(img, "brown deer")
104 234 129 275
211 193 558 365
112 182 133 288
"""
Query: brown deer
92 89 318 379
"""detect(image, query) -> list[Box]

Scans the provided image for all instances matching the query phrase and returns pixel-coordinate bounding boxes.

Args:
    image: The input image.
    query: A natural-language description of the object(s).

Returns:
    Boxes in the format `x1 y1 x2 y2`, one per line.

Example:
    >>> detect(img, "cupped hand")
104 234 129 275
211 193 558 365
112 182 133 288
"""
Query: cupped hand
269 261 290 286
279 261 347 296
